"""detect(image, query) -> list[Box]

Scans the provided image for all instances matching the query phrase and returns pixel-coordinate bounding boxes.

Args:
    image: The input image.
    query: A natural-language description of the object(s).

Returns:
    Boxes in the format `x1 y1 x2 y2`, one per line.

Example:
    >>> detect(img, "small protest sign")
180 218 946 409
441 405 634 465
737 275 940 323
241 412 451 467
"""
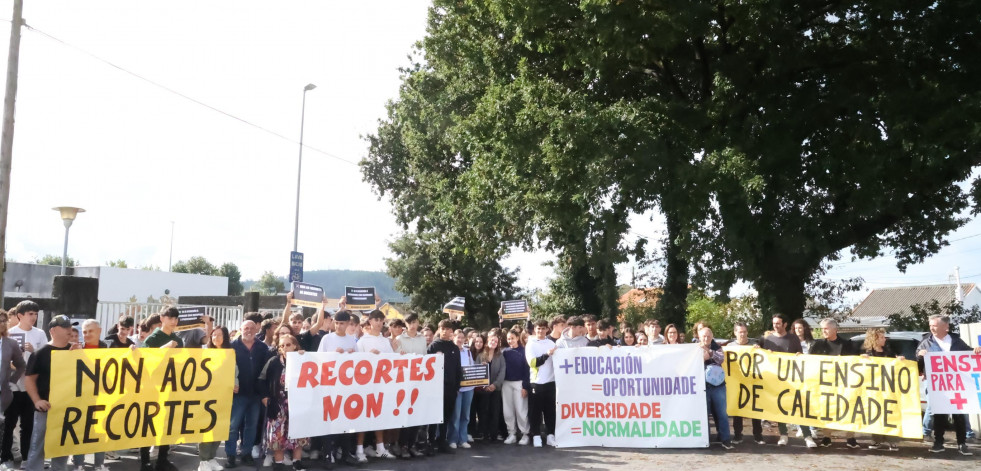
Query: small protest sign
9 332 25 350
461 363 490 387
345 287 376 311
291 281 324 308
500 300 530 320
175 307 206 332
443 296 465 319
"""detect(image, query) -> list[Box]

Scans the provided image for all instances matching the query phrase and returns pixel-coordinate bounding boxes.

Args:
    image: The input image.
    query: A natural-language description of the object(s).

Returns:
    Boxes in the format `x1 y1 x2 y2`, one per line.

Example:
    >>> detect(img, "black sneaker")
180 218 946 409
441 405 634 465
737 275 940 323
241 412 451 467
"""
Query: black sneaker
721 441 734 450
754 435 765 445
820 437 832 447
155 460 179 471
241 455 255 465
293 459 307 470
846 438 860 449
930 442 945 453
342 453 361 466
140 463 155 471
732 433 743 444
225 456 237 468
409 446 425 457
958 443 973 456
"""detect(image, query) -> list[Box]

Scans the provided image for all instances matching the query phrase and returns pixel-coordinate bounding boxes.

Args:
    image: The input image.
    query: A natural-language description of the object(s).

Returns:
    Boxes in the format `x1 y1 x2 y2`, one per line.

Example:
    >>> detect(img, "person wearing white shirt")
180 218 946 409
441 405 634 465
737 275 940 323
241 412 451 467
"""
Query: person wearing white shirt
353 311 396 462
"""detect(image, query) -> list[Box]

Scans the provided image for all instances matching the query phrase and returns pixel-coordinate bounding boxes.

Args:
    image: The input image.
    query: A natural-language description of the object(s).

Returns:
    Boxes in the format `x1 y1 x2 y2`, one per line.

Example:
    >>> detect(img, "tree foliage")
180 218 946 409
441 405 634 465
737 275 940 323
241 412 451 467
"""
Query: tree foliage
252 271 286 296
220 263 244 296
35 254 77 267
172 256 243 296
887 300 981 334
105 259 128 268
386 231 518 329
366 0 981 322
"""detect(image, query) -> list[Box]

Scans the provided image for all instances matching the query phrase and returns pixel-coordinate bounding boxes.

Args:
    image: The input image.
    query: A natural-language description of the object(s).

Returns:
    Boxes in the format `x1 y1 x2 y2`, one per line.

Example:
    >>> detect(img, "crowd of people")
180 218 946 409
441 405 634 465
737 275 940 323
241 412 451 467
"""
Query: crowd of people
0 298 977 471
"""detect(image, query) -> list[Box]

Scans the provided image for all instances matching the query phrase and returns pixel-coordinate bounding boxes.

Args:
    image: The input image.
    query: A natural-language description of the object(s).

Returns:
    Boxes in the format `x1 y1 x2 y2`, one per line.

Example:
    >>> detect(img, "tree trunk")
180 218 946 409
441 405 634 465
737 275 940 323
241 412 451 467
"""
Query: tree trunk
571 263 603 316
755 270 808 322
655 213 690 330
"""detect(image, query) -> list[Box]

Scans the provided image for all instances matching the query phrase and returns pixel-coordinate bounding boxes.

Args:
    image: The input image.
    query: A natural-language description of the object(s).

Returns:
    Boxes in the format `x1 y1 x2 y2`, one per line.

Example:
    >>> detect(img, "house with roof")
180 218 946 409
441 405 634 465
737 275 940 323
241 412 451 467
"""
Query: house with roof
841 283 980 331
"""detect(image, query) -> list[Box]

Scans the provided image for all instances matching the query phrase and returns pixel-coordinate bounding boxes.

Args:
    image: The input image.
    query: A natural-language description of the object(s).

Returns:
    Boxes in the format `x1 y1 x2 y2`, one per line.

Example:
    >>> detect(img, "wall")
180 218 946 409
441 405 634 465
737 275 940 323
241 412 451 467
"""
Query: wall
96 266 227 302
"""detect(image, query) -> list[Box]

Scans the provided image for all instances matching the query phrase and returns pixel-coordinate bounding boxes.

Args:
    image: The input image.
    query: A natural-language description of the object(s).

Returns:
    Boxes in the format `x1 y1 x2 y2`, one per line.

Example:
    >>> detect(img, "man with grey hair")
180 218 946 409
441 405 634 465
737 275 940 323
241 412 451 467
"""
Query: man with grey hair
916 314 981 456
809 317 860 448
225 320 272 468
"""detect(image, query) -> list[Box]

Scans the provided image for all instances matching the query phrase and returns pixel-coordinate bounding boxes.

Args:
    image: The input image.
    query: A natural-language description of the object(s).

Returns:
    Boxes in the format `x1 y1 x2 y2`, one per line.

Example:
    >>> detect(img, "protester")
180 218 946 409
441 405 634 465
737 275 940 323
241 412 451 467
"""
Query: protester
315 311 359 466
699 325 732 450
259 333 308 471
859 328 901 451
810 318 859 448
619 328 637 347
582 315 599 342
0 310 26 471
139 308 183 471
177 314 215 348
394 314 427 458
3 301 47 469
23 315 76 471
757 314 805 446
636 331 648 346
664 324 681 345
428 320 462 454
466 332 486 442
72 320 109 471
226 319 273 468
283 293 330 352
728 322 752 444
260 318 278 350
355 310 396 461
587 320 616 347
556 316 588 349
104 314 135 348
501 329 531 445
198 327 233 471
643 319 664 344
916 314 981 455
475 328 505 442
525 319 557 447
547 316 566 344
791 319 816 354
448 331 476 449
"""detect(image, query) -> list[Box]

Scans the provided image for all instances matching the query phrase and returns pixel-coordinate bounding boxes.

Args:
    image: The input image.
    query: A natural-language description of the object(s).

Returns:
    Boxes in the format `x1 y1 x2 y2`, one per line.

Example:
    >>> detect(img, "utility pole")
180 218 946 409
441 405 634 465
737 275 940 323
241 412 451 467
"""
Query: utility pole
168 221 174 271
0 0 25 308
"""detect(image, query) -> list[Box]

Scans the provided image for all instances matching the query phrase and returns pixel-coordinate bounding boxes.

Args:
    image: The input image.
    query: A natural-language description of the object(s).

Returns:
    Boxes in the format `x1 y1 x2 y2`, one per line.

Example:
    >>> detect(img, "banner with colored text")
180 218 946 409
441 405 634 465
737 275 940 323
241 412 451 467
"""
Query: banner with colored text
723 346 922 438
46 348 235 457
923 352 981 414
554 345 709 448
285 352 444 438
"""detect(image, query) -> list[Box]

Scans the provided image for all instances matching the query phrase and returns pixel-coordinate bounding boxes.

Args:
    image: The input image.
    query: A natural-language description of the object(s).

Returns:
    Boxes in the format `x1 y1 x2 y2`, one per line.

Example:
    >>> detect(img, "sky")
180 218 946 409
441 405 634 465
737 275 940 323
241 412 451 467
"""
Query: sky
1 0 979 303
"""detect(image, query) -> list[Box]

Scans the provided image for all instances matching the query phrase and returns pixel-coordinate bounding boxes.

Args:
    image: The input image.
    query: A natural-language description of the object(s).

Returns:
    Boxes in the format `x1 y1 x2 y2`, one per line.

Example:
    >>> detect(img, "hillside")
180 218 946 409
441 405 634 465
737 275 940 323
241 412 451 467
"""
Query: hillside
244 269 408 303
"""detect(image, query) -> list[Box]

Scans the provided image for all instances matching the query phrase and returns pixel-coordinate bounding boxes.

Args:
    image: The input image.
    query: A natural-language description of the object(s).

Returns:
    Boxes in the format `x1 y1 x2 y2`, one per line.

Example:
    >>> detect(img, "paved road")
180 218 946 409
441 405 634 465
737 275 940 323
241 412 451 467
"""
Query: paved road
30 432 979 471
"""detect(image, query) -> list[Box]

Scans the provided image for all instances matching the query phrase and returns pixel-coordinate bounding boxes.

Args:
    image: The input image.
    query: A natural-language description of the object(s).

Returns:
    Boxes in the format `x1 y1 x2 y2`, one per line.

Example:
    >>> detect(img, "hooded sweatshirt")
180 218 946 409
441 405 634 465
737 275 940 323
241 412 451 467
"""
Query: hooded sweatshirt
556 326 590 349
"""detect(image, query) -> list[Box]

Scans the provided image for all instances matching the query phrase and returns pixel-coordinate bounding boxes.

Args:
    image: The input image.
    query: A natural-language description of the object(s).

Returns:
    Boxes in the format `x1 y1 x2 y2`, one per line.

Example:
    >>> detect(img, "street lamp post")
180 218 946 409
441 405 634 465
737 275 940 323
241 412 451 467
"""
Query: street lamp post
52 206 84 275
293 83 316 252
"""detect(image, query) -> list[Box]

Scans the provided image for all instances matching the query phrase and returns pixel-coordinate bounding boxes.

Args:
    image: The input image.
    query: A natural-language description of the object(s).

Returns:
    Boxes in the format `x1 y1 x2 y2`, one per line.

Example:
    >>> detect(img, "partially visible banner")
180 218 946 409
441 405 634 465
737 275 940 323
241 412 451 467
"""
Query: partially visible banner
46 348 235 457
723 346 922 439
924 352 981 414
285 352 444 438
554 345 709 448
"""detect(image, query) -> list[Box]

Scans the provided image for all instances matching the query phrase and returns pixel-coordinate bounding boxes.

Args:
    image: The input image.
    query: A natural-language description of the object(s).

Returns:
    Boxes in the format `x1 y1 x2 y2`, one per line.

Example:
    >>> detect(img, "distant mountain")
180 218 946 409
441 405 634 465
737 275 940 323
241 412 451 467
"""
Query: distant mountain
243 269 408 303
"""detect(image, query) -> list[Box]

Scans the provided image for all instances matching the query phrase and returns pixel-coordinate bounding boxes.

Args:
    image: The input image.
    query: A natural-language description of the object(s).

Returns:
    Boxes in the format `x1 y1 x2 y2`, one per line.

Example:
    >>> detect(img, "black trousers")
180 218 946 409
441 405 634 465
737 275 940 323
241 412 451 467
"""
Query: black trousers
934 413 967 444
476 388 503 440
428 386 457 446
1 392 33 462
528 382 556 437
139 445 169 465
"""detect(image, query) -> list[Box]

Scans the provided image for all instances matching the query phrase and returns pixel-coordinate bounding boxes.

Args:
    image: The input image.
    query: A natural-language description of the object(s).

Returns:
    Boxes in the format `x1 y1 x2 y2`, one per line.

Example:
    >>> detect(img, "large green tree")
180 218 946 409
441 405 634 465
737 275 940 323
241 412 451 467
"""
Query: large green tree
172 256 243 295
367 0 981 322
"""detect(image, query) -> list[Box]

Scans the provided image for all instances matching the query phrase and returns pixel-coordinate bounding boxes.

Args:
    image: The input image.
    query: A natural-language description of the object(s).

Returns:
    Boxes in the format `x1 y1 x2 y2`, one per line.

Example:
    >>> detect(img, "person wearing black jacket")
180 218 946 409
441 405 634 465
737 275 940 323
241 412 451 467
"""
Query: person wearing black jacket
809 318 860 448
259 334 307 471
427 319 462 454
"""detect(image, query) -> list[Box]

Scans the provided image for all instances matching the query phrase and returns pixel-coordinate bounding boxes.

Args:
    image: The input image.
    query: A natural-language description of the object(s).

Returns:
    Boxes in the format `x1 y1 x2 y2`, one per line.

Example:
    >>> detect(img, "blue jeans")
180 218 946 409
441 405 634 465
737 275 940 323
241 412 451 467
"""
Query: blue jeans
706 384 731 442
72 452 105 467
225 394 261 458
449 390 474 445
25 411 68 471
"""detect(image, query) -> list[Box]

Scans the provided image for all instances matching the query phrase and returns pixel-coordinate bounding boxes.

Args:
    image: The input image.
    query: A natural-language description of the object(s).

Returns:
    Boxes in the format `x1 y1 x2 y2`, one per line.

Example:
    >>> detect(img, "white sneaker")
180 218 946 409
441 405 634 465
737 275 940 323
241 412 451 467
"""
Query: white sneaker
207 458 224 470
533 436 543 447
355 452 368 463
283 456 292 465
503 435 517 445
364 446 377 458
796 428 804 438
263 455 273 467
546 434 556 447
95 466 111 471
198 463 212 471
448 443 457 449
777 435 789 446
251 445 261 459
376 447 395 459
805 437 817 448
518 435 530 445
149 445 158 459
467 434 474 443
460 443 471 449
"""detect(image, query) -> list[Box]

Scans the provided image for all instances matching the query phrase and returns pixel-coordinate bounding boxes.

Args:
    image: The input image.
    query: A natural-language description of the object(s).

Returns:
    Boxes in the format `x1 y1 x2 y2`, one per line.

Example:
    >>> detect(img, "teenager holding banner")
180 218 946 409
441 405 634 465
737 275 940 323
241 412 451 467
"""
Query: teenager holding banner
525 319 557 448
313 311 359 467
728 322 751 444
225 320 273 468
23 315 76 471
619 328 637 347
198 327 233 471
809 318 860 449
699 325 733 450
71 320 109 471
139 308 183 471
394 314 428 458
860 328 901 451
916 314 980 455
354 310 397 461
556 316 588 349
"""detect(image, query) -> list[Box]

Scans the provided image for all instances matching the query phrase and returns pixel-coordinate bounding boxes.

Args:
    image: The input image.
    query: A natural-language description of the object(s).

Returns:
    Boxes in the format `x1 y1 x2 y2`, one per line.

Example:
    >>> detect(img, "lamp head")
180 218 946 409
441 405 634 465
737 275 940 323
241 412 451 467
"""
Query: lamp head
304 83 317 91
52 206 85 222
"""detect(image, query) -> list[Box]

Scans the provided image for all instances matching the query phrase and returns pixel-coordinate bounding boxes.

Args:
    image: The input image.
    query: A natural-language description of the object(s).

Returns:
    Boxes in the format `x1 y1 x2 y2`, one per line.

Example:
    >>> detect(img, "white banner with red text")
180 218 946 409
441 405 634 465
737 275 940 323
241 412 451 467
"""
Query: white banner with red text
924 352 981 414
554 345 709 448
284 352 444 438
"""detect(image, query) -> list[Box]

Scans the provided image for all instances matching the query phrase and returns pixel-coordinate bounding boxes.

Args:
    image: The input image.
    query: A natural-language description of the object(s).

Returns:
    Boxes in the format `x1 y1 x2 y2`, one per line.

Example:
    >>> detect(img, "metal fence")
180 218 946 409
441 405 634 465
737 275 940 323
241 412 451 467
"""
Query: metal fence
96 302 244 333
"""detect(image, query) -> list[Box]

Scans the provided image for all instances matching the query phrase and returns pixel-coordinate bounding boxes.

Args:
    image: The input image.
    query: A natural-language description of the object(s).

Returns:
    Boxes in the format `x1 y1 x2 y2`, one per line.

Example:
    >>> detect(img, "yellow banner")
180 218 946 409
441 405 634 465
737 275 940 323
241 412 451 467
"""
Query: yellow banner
46 348 235 457
723 346 922 439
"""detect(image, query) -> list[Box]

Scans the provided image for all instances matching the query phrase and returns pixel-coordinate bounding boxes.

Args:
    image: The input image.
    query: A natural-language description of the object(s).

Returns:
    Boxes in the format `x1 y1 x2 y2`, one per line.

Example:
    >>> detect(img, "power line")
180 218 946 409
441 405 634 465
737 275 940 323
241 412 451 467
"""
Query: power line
16 21 359 167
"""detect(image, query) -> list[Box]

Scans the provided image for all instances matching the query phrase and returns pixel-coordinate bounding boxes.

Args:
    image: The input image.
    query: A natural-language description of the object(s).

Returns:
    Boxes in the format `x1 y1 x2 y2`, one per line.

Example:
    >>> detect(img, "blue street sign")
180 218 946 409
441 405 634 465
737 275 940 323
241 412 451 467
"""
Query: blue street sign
289 251 304 283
